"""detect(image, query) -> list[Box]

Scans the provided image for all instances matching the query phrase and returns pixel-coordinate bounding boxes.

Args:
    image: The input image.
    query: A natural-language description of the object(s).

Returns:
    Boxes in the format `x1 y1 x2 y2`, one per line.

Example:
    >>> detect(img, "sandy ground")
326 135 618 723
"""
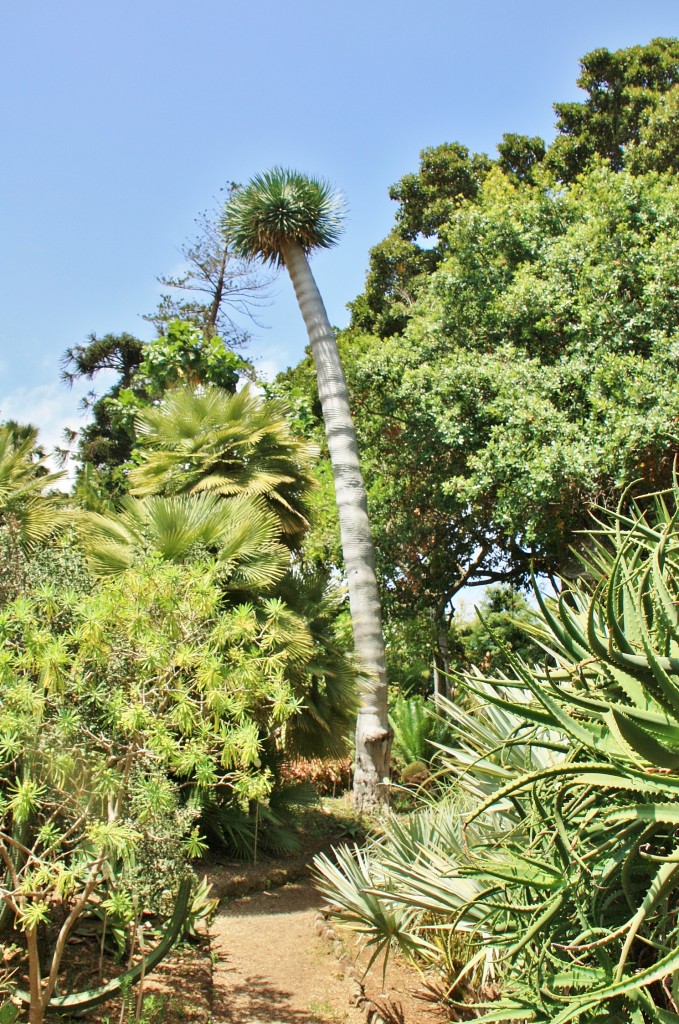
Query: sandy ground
210 882 364 1024
209 879 450 1024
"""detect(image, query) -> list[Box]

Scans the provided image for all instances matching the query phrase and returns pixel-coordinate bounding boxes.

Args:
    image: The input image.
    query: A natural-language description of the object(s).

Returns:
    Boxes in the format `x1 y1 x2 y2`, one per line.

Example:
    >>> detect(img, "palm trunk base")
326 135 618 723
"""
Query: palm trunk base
352 711 392 812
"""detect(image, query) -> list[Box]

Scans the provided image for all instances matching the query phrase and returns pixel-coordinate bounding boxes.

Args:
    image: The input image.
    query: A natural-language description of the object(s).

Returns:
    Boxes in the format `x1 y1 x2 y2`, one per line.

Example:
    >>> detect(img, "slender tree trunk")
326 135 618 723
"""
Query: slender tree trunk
430 605 453 703
280 240 391 810
206 246 228 338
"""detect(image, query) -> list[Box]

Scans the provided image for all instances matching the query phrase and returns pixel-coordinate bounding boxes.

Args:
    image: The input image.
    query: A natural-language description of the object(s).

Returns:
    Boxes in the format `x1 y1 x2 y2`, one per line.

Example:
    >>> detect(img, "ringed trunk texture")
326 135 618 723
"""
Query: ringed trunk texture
281 240 391 810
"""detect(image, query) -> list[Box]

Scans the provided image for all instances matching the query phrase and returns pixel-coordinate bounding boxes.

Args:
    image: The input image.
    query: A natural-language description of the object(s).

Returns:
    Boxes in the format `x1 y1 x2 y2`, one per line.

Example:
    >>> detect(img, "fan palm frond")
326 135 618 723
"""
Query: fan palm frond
129 384 317 547
78 492 289 588
0 424 68 550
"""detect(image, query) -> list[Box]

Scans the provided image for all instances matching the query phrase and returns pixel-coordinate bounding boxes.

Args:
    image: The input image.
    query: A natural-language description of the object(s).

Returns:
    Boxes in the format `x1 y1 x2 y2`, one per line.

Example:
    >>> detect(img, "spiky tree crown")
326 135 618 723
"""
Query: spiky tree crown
222 168 345 267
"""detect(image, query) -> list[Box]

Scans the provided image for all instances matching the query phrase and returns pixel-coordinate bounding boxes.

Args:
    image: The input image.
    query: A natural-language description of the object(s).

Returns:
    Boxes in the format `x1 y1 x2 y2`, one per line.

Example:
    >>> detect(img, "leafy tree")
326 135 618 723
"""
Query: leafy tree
61 331 145 390
456 585 541 675
224 168 391 810
496 132 546 183
348 39 679 346
64 323 249 499
283 156 679 688
547 36 679 180
348 143 492 338
626 82 679 174
389 142 492 241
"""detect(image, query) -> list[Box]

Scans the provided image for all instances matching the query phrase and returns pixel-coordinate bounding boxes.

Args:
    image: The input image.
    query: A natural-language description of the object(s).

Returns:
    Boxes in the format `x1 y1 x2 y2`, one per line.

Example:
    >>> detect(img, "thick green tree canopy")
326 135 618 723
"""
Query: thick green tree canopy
348 163 679 604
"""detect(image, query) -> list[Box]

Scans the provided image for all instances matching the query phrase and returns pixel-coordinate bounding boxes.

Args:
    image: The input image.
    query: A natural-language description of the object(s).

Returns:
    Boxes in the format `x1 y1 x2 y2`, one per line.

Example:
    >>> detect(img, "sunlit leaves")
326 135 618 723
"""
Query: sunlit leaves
223 168 345 268
7 778 44 825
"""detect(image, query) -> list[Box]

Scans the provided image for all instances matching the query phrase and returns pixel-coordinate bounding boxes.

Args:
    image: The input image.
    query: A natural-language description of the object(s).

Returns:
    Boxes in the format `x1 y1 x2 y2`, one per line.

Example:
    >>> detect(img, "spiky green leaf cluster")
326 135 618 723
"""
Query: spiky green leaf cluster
316 484 679 1022
222 168 345 267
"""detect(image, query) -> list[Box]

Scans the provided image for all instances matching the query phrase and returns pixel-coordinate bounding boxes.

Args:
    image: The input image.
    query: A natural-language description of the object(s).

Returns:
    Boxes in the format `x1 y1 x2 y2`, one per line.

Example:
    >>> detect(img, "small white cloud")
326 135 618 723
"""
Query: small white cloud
0 378 112 488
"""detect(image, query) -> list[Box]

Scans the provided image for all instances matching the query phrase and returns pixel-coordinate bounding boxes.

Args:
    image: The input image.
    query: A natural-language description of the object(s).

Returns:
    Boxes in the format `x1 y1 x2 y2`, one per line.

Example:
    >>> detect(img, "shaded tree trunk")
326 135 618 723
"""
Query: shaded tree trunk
280 240 391 810
431 605 453 702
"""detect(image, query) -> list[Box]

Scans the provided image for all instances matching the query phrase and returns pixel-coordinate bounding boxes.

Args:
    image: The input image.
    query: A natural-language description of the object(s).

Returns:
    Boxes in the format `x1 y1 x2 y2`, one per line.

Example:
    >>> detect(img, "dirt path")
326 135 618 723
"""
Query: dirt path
210 881 364 1024
209 879 451 1024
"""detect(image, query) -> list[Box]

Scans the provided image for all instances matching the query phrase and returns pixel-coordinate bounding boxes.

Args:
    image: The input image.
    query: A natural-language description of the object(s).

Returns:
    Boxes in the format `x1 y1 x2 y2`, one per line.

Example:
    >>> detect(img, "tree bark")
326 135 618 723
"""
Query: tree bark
280 240 391 810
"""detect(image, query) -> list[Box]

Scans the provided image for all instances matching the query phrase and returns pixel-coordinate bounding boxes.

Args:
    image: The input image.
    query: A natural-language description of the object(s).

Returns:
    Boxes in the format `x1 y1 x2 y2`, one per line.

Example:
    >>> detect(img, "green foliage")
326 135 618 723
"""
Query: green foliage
335 163 679 625
388 695 451 769
547 37 679 180
223 167 345 267
273 569 357 759
0 423 67 555
0 551 330 1005
457 586 541 675
129 383 318 548
0 567 219 1012
78 492 290 589
64 323 250 500
626 83 679 174
316 484 679 1021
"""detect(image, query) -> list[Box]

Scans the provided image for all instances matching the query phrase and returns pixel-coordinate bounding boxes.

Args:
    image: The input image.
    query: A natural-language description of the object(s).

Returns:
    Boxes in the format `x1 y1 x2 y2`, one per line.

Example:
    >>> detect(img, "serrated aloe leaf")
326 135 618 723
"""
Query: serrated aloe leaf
518 670 609 752
532 576 590 663
607 804 679 825
461 681 556 729
610 707 679 768
616 860 679 979
571 769 679 798
635 585 679 716
468 855 563 891
469 1008 537 1023
652 540 679 641
557 595 594 660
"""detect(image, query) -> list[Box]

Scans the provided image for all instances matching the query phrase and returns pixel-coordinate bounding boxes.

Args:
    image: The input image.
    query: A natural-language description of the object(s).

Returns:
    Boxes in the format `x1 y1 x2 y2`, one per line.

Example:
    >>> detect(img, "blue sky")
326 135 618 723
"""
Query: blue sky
1 0 677 456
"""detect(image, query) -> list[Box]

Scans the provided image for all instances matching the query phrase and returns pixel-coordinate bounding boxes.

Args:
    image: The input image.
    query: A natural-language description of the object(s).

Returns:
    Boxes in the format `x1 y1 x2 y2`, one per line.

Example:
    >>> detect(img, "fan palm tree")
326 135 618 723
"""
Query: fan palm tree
0 423 67 550
223 169 391 809
78 492 289 590
128 384 317 549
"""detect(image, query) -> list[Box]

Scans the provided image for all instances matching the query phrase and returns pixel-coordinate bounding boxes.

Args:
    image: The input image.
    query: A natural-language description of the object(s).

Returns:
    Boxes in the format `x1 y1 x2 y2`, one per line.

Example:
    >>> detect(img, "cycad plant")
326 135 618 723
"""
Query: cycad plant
389 695 454 774
316 483 679 1022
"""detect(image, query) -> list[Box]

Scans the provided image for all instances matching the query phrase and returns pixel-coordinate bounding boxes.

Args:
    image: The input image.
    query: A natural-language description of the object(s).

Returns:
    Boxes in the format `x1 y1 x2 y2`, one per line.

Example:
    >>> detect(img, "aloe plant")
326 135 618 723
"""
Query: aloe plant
315 483 679 1022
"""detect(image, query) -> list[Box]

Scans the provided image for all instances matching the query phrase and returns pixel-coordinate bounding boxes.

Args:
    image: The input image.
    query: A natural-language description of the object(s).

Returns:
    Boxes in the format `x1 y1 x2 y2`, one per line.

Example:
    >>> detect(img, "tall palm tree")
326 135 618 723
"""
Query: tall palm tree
223 169 391 809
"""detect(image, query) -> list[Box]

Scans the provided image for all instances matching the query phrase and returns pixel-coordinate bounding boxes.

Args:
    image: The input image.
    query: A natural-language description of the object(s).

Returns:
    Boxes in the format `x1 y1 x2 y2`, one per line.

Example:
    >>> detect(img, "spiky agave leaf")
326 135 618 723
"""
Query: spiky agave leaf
222 168 345 267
